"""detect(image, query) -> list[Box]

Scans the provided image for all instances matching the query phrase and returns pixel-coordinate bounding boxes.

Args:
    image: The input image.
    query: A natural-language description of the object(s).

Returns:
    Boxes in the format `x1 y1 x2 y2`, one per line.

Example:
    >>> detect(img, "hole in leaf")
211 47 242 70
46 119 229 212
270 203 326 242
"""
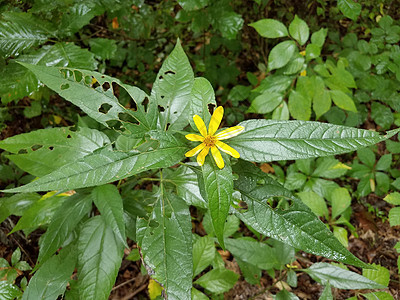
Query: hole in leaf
18 149 28 154
158 105 165 112
166 123 171 130
106 120 122 130
149 220 159 228
99 103 112 114
73 70 83 82
173 111 177 114
49 146 54 151
267 197 294 210
142 97 149 109
66 134 72 139
61 83 69 90
238 201 248 211
111 82 119 99
159 75 163 80
102 82 111 92
101 75 105 78
165 70 175 75
60 69 69 78
92 78 100 89
31 144 43 151
160 95 165 99
118 112 137 123
208 103 215 114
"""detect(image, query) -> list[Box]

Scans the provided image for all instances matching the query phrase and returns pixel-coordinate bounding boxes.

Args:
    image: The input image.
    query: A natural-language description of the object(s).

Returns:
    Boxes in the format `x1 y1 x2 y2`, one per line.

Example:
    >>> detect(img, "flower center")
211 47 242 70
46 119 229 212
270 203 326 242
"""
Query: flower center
204 135 217 147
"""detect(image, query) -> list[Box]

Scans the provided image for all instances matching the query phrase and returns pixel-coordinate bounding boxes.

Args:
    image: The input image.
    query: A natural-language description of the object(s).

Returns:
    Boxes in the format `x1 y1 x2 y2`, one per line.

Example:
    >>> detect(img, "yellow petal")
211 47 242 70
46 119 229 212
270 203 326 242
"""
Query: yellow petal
197 146 210 166
185 134 204 142
211 146 224 169
185 143 205 157
215 126 244 140
208 106 224 135
193 115 208 137
216 141 240 158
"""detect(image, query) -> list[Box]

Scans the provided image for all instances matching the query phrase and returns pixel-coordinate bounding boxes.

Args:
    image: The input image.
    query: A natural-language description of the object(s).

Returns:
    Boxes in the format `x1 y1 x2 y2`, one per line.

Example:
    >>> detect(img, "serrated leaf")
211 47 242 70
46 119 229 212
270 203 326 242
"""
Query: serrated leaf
136 190 192 299
389 207 400 226
190 77 216 126
330 90 357 112
362 263 390 287
2 131 186 193
229 120 399 163
201 155 233 248
38 193 92 264
194 268 239 294
268 41 297 71
384 192 400 205
22 246 76 300
151 40 194 131
0 127 110 177
193 236 215 277
289 15 309 45
233 160 368 268
249 19 288 38
305 263 386 289
333 226 348 247
76 216 124 300
92 184 126 246
337 0 361 21
0 281 22 300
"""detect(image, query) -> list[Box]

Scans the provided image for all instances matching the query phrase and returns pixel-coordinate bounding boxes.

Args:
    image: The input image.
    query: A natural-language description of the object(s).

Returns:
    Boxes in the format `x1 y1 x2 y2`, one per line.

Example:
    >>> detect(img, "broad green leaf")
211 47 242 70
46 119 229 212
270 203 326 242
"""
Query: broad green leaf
330 90 357 112
357 147 375 168
272 101 289 120
212 10 244 40
225 238 280 270
275 289 299 300
0 281 21 300
77 216 124 300
305 44 321 60
363 292 394 300
297 191 328 218
288 90 311 120
191 288 209 300
194 268 239 294
287 269 297 287
177 0 209 11
0 12 54 57
389 207 400 226
268 41 297 71
89 38 117 60
330 188 351 219
11 248 21 266
284 172 308 190
384 192 400 205
229 120 399 163
0 193 40 223
362 263 390 287
282 54 304 75
371 102 394 130
233 160 368 268
2 131 186 193
136 190 192 299
190 77 216 126
92 185 126 246
313 157 350 178
0 127 110 177
151 40 194 131
304 263 386 289
337 0 361 21
248 92 283 114
311 28 328 48
376 154 392 171
289 15 309 45
193 236 215 277
236 257 261 285
201 155 233 248
333 226 348 247
22 246 76 300
253 75 292 94
318 283 333 300
249 19 288 38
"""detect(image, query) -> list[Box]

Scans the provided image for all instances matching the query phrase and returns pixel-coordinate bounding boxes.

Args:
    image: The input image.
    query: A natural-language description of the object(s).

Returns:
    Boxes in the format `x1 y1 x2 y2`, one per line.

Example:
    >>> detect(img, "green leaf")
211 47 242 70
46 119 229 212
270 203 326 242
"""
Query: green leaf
318 282 333 300
201 156 233 248
304 262 386 289
136 190 192 299
272 101 290 120
236 257 261 285
330 90 357 112
2 131 186 193
76 216 124 300
297 191 328 218
212 11 243 40
229 120 399 163
0 281 22 300
282 54 304 75
0 193 40 223
22 246 76 300
275 289 299 300
305 44 321 60
333 226 348 247
363 292 394 300
190 77 216 126
151 40 194 131
389 207 400 226
193 236 215 277
313 157 350 179
376 154 392 171
225 238 280 270
195 268 239 294
357 147 375 168
384 192 400 205
311 28 328 48
92 184 126 246
11 248 21 266
249 19 288 38
233 160 368 268
289 15 309 45
371 102 394 130
89 38 117 60
0 127 110 177
191 287 209 300
177 0 209 11
362 263 390 287
330 188 351 219
337 0 361 21
288 90 311 120
268 41 297 71
248 92 283 114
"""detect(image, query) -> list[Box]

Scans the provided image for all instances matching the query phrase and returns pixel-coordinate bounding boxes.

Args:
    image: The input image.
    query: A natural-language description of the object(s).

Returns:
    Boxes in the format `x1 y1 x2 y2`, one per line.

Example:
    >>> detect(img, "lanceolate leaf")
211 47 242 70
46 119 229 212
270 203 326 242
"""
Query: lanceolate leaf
38 193 92 264
136 188 192 299
249 19 288 38
151 40 194 131
22 246 76 300
77 216 124 300
190 77 216 126
229 120 400 162
2 131 186 193
233 160 368 268
202 156 233 249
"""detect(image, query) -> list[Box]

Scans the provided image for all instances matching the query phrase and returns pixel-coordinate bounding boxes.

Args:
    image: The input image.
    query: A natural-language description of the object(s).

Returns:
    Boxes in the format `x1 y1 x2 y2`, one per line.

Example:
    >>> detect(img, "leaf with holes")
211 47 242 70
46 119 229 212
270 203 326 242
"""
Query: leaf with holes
0 127 110 177
190 77 216 127
2 131 187 193
136 189 192 299
233 160 368 268
229 120 400 162
151 40 194 131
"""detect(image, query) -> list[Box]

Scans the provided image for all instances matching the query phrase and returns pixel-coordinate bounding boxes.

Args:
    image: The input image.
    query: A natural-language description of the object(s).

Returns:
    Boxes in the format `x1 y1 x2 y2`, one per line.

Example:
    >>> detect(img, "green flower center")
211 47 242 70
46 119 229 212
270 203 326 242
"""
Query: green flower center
204 135 217 147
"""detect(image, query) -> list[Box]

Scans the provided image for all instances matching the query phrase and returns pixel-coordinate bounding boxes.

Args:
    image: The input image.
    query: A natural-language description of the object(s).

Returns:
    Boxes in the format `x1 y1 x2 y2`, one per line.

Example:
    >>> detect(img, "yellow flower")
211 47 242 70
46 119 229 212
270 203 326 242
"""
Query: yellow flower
185 106 244 169
300 70 307 76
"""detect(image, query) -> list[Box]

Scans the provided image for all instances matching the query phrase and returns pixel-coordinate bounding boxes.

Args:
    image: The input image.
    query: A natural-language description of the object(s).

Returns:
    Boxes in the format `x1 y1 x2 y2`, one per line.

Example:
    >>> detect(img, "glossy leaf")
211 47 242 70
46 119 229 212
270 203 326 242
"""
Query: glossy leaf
2 131 186 193
201 155 233 248
362 263 390 287
151 40 194 131
305 263 386 289
89 38 117 60
193 236 215 277
268 41 297 71
229 119 400 162
190 77 216 127
233 160 368 268
92 184 126 246
0 281 21 300
337 0 361 21
0 193 40 223
330 188 351 219
297 191 328 218
38 193 92 264
384 192 400 205
289 15 309 45
288 90 311 120
194 268 239 294
311 28 328 48
248 92 283 114
136 190 192 299
177 0 209 11
77 216 124 300
330 90 357 112
249 19 288 38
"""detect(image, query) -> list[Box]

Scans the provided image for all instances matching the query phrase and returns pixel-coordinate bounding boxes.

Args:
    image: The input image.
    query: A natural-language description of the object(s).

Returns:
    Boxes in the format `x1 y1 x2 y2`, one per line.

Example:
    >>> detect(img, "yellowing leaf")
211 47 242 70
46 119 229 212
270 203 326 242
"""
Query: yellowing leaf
148 279 163 299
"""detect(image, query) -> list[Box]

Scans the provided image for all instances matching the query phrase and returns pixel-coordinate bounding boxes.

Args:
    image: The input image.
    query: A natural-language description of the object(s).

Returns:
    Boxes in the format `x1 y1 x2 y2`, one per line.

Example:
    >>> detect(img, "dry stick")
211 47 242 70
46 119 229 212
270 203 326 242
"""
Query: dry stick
120 283 148 300
111 277 139 291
